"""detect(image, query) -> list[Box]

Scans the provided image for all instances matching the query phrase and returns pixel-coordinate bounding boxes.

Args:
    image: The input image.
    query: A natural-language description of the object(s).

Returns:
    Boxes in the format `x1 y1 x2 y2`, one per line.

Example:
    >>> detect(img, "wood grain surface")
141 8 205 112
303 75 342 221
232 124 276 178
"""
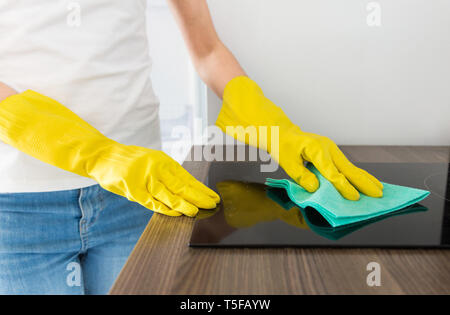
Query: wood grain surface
110 146 450 295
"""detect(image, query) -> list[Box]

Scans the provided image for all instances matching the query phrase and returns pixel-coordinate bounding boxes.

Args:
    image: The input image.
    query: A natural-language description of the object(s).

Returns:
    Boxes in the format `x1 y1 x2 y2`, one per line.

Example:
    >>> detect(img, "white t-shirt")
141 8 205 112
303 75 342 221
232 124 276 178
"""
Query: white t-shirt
0 0 161 192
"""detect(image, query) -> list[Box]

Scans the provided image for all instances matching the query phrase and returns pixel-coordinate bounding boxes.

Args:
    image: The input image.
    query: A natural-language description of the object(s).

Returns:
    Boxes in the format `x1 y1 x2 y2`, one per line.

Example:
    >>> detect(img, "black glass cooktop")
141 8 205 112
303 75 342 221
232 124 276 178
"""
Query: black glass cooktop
189 162 450 248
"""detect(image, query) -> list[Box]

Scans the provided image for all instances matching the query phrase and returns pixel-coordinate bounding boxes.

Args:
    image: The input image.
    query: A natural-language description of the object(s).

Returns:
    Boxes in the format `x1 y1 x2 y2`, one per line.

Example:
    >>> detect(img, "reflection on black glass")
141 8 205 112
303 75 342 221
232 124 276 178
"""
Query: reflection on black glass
193 181 308 245
215 181 308 230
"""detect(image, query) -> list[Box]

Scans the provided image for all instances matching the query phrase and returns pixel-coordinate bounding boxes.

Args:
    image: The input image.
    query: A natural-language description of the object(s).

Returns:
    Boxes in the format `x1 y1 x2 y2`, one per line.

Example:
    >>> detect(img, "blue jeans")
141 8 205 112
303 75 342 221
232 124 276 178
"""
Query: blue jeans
0 184 153 295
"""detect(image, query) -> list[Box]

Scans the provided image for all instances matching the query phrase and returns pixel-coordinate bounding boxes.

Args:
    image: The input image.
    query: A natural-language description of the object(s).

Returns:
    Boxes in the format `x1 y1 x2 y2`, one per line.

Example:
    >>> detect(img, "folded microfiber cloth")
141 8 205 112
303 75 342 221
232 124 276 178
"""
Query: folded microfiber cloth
265 187 427 240
265 164 430 227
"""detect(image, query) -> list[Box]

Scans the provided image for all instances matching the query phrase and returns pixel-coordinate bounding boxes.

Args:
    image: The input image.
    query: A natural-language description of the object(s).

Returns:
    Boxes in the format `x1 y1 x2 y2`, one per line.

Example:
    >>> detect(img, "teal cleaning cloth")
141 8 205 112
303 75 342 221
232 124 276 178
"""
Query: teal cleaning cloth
265 165 430 228
265 188 428 240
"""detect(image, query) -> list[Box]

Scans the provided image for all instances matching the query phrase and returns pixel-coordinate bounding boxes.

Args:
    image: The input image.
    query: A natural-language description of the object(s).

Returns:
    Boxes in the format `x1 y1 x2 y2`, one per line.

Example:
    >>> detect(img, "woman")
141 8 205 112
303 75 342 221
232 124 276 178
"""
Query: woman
0 0 383 294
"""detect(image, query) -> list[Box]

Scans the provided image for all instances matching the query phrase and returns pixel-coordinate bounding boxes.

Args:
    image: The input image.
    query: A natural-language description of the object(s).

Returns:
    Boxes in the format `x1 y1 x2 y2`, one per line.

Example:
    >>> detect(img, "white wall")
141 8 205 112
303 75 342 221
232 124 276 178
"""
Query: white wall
206 0 450 145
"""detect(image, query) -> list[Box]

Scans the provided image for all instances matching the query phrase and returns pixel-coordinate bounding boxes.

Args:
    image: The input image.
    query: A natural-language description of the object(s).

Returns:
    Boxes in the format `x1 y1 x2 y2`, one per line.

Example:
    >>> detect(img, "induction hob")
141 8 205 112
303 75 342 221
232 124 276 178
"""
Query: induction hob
189 162 450 248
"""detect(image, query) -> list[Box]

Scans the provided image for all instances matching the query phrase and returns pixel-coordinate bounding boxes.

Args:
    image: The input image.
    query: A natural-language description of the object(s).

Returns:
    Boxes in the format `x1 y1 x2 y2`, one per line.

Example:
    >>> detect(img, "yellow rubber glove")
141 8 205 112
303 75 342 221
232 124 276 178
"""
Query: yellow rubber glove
216 181 308 230
216 76 383 200
0 90 220 216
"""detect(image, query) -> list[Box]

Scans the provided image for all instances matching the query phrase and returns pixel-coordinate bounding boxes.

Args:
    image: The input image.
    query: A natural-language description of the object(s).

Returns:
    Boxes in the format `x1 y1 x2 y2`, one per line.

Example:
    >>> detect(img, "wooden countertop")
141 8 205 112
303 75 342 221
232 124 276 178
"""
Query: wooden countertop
110 145 450 295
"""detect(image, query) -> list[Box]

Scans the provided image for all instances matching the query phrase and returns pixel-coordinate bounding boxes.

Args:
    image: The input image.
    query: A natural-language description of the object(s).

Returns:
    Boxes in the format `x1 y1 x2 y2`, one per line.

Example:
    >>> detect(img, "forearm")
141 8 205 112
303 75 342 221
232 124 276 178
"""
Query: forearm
0 82 17 102
194 40 246 98
167 0 245 98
